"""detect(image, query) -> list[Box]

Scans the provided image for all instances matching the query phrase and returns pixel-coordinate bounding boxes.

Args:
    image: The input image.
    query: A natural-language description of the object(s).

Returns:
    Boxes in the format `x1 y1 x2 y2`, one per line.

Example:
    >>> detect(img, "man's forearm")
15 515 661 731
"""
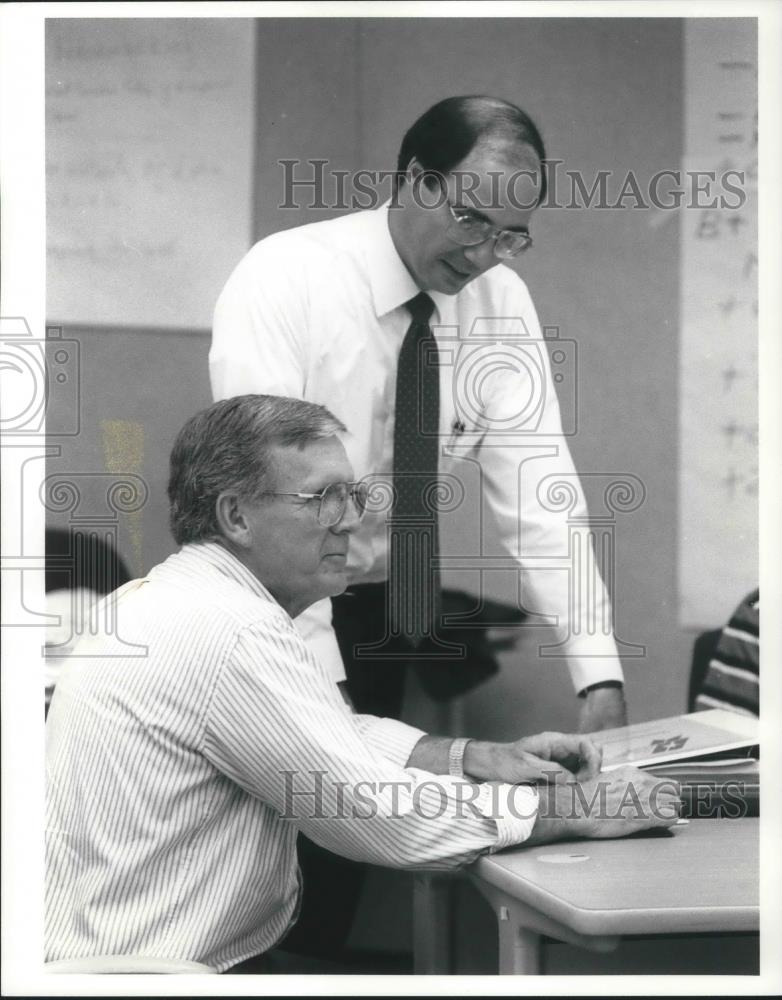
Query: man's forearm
405 738 682 848
406 732 601 784
577 684 627 732
405 734 454 774
404 769 582 847
523 783 575 846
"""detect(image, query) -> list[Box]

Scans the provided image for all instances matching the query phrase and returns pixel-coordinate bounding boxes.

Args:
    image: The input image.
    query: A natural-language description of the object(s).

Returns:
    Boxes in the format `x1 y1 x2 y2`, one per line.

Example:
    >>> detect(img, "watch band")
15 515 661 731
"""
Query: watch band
448 737 472 779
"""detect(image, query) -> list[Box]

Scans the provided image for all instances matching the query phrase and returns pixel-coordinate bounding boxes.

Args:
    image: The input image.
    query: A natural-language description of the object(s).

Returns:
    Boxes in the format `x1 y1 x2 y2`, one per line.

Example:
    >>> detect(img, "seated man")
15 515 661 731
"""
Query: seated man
46 395 680 973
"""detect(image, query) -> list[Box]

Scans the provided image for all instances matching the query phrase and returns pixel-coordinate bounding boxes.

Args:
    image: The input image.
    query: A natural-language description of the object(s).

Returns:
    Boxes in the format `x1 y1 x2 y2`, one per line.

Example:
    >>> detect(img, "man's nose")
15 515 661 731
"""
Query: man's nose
334 492 362 533
462 237 500 271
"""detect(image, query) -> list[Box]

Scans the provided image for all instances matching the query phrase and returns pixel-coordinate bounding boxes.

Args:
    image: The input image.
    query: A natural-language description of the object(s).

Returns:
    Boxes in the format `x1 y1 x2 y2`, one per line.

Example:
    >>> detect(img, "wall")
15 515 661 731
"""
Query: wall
46 325 212 577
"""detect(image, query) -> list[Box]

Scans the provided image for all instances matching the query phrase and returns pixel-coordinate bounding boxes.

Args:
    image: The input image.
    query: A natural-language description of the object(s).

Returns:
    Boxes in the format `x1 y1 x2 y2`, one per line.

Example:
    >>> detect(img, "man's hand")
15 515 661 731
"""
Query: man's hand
577 685 628 733
526 765 682 846
464 731 602 785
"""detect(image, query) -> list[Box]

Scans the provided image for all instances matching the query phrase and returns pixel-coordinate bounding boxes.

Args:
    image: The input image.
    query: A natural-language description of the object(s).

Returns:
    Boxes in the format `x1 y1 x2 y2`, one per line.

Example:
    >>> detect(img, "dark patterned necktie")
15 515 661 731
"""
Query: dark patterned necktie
389 292 440 646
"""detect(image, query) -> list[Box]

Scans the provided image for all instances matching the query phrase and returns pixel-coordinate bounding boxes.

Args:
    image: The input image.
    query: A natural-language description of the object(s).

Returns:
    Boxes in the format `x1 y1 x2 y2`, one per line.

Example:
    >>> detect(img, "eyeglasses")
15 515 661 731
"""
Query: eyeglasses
261 481 369 527
445 200 533 258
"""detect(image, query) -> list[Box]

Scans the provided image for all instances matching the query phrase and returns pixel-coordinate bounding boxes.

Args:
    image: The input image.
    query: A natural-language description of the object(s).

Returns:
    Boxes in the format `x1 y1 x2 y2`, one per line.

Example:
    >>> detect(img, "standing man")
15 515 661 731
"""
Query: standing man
211 96 630 958
211 94 627 732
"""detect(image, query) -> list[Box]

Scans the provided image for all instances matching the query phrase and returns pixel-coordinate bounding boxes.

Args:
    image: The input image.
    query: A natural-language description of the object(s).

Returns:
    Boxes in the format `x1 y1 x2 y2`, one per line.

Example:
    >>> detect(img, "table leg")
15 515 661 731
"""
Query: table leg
497 905 541 974
413 873 453 974
470 875 620 975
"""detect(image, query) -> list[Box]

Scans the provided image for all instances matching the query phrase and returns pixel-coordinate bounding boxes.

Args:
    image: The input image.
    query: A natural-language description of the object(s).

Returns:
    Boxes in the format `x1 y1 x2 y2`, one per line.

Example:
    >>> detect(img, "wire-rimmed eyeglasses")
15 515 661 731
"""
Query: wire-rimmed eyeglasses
445 200 533 258
261 481 369 527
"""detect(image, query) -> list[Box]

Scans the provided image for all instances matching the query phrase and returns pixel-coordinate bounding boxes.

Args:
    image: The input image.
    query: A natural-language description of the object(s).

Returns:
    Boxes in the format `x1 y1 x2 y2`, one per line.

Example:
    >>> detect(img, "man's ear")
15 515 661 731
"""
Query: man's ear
215 491 251 548
398 157 425 193
406 157 424 182
405 156 446 200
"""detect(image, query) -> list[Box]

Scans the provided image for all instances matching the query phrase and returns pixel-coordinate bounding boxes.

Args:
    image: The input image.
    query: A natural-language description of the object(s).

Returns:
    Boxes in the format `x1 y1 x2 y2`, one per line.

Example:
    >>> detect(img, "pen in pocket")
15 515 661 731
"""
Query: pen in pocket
447 419 466 450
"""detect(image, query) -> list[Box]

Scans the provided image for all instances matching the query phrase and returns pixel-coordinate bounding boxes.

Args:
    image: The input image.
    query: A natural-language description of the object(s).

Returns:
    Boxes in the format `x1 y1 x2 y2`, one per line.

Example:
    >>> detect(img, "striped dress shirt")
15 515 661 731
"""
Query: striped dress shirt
46 542 538 971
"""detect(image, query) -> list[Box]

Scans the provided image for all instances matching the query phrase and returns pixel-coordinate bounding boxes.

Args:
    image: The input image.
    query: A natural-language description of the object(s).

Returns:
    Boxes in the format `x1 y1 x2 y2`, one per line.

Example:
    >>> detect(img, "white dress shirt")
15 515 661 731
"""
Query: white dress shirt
211 205 624 693
45 542 538 972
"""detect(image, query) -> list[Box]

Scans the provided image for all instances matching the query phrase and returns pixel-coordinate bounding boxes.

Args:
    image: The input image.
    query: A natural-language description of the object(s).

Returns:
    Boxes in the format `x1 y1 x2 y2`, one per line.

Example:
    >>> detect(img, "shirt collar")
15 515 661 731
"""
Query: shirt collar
364 203 450 324
170 541 280 607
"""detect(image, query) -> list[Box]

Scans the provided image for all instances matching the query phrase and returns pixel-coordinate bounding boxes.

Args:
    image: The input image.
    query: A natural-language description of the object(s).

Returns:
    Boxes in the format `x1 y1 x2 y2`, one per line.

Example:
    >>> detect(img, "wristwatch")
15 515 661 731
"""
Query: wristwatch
448 737 472 778
578 680 624 698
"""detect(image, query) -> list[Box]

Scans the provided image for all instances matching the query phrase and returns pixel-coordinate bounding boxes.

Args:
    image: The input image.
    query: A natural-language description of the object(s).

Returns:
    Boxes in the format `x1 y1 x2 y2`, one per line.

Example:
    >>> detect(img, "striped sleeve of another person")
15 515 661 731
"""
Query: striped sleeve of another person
694 589 759 717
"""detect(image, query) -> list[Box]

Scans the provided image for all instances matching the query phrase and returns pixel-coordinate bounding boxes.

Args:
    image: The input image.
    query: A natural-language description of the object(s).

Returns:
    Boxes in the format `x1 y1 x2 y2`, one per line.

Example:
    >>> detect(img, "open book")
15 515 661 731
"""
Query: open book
591 708 758 772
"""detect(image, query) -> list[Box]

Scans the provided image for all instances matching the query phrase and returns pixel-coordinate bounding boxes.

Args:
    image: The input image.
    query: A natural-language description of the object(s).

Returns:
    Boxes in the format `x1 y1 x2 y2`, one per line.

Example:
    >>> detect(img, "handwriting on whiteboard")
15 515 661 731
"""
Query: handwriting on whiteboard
679 21 758 629
46 19 255 329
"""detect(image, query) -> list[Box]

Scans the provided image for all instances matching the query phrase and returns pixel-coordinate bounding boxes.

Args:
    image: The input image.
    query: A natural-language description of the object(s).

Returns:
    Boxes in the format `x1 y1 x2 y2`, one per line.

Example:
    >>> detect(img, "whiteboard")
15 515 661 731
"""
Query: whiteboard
679 19 758 628
46 19 255 329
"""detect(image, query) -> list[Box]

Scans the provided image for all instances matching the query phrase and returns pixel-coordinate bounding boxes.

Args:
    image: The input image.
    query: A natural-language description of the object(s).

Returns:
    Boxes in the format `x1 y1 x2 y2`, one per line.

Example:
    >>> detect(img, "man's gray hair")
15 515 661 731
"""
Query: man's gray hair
168 394 346 546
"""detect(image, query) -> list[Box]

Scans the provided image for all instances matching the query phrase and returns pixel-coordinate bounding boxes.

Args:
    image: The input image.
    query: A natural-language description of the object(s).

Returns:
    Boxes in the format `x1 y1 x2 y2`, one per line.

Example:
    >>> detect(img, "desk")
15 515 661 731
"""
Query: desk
413 818 758 974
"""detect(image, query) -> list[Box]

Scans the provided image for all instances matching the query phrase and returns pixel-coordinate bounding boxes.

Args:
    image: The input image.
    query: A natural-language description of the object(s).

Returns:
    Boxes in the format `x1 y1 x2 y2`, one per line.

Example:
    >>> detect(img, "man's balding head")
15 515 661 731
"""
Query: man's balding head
395 95 547 203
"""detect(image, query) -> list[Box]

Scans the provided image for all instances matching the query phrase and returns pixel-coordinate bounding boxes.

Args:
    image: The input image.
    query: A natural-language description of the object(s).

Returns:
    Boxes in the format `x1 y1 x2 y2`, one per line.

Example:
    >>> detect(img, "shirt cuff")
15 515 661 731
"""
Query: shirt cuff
578 679 624 698
565 639 625 693
473 782 539 850
355 716 428 768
